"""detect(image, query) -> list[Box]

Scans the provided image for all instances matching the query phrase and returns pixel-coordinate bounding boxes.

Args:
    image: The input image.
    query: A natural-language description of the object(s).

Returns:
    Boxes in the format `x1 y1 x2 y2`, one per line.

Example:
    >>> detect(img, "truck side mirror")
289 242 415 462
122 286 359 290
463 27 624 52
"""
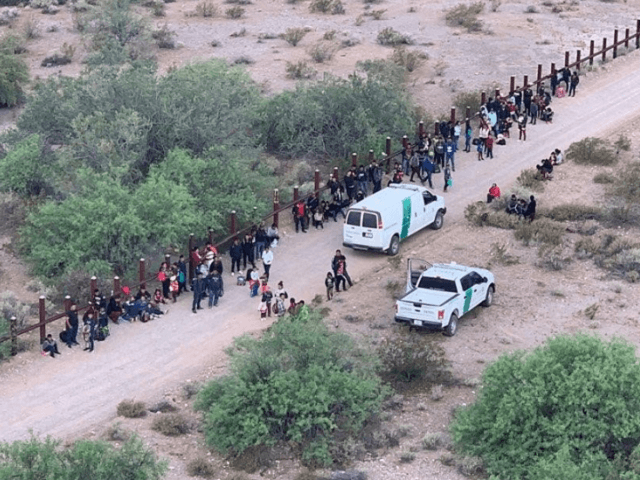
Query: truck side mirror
482 277 488 283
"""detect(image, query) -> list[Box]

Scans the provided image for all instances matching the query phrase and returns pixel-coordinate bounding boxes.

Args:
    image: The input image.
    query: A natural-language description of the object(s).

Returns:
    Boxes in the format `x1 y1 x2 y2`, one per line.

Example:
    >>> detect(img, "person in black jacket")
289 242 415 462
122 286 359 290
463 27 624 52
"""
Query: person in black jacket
229 238 243 275
242 233 255 270
331 250 353 288
524 195 536 222
64 303 79 348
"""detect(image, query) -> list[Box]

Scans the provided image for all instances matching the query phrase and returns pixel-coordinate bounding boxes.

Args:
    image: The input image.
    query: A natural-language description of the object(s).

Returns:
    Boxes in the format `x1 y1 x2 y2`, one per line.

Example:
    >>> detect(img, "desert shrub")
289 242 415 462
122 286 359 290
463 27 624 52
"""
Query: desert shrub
514 218 564 246
282 27 308 46
186 457 216 477
454 89 483 118
116 399 147 418
195 1 218 17
0 34 27 55
233 55 253 64
377 329 454 389
524 5 538 13
225 6 244 18
260 70 413 160
614 133 631 152
151 413 191 436
103 422 131 442
430 384 444 401
399 451 415 463
309 0 343 14
593 172 615 184
366 8 385 20
0 292 31 360
516 167 545 192
308 41 336 62
566 137 617 166
23 16 41 39
489 242 519 265
150 0 165 16
0 435 167 479
610 161 640 204
377 27 412 46
0 193 26 236
285 61 316 79
152 24 176 49
456 456 484 476
422 432 449 450
452 334 640 480
541 203 602 222
464 201 521 230
195 310 386 467
389 46 424 72
0 135 51 198
41 43 75 67
445 2 484 33
537 245 572 271
148 400 177 413
0 50 29 107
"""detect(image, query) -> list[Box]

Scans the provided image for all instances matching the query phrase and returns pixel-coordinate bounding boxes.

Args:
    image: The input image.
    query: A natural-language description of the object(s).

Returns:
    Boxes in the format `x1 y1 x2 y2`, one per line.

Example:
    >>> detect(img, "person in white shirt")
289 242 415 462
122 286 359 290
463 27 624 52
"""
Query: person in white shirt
261 246 274 280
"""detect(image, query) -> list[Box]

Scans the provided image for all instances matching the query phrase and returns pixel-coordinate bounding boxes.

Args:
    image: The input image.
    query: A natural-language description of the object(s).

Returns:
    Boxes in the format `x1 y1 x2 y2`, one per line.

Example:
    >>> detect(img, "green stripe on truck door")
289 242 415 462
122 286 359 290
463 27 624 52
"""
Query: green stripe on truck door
401 197 411 239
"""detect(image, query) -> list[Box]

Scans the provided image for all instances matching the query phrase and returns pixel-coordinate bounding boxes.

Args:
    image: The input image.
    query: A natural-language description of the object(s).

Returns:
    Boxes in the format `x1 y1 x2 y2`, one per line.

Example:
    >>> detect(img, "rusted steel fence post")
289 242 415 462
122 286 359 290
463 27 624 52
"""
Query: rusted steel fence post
10 316 17 356
113 276 120 296
564 51 570 67
385 137 391 157
576 50 581 70
90 276 97 300
230 211 237 235
208 229 214 245
625 28 630 48
481 91 486 105
537 64 542 84
332 167 339 180
602 38 607 62
433 122 439 135
494 88 500 100
39 296 46 343
466 106 471 119
589 40 595 65
636 19 640 49
509 76 515 94
188 234 194 284
139 259 146 289
273 189 279 227
164 254 171 268
551 62 556 76
293 187 299 202
402 135 408 148
64 296 71 312
523 75 528 88
450 107 456 124
351 152 357 167
418 121 424 138
613 29 619 58
368 150 374 162
314 170 320 192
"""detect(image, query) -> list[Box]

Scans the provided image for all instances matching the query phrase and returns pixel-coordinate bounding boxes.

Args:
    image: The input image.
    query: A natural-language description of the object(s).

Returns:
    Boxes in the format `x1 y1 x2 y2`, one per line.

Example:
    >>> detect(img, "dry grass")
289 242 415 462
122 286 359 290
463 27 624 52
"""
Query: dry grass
225 6 245 18
282 27 309 46
195 1 218 17
445 2 484 33
390 46 425 72
308 41 337 63
377 27 412 46
186 457 216 477
285 60 316 79
103 422 132 442
151 413 192 436
116 400 147 418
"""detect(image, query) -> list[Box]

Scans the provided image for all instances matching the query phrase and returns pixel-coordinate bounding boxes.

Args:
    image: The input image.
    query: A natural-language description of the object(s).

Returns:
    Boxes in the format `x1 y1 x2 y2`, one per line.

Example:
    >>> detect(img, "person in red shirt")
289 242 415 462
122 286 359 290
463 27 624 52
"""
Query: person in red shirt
487 183 501 204
485 134 494 159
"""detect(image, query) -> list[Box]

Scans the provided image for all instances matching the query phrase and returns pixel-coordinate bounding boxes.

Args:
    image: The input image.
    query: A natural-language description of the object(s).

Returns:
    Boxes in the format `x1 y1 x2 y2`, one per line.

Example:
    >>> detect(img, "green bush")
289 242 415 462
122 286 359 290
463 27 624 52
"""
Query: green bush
389 46 424 72
282 27 308 46
541 203 602 222
514 217 564 246
566 137 617 166
0 135 51 197
454 89 483 118
376 27 412 46
285 61 316 79
195 310 387 467
116 399 147 418
0 51 29 107
452 334 640 480
445 2 484 33
610 161 640 204
151 413 191 436
0 435 167 480
260 73 414 160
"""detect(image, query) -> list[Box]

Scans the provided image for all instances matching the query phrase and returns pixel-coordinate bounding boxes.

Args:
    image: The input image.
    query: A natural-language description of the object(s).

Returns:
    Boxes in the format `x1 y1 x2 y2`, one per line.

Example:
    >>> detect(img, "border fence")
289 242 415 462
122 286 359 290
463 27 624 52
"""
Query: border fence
1 21 639 354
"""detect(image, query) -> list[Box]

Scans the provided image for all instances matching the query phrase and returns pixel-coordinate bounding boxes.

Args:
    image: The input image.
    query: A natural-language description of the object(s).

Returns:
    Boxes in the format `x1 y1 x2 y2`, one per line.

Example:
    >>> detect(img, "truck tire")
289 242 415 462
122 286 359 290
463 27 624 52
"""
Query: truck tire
431 210 444 230
387 235 400 256
482 285 495 307
443 313 458 337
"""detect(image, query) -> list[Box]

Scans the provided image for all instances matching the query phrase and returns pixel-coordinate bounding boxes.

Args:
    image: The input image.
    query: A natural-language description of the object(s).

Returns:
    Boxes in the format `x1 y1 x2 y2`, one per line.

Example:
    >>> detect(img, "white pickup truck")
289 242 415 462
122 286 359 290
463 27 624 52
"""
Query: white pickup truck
394 259 495 336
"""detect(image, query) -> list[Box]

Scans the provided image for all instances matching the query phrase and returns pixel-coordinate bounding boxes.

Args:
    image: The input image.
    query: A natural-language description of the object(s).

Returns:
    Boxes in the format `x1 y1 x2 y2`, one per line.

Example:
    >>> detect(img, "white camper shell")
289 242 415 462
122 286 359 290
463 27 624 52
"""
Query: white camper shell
342 184 446 256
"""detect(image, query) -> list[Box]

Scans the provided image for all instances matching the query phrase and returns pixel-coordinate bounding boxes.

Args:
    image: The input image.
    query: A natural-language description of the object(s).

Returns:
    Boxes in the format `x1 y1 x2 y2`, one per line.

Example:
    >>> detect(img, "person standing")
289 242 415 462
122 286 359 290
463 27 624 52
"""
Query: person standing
207 269 223 308
177 255 188 292
82 311 96 352
192 262 206 313
356 165 368 195
485 134 494 159
443 166 452 192
275 281 288 300
524 195 536 222
420 157 435 189
242 233 255 269
445 137 456 172
371 161 383 193
569 71 579 97
518 116 527 142
409 150 421 182
464 120 473 153
325 272 335 301
64 303 79 348
261 245 273 280
230 238 242 275
259 281 273 317
331 250 353 289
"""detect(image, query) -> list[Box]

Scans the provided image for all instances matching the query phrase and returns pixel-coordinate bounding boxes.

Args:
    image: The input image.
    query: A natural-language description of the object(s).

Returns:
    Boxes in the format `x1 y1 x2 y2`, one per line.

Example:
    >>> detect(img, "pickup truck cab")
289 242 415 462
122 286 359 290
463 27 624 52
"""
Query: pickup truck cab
343 184 446 256
395 259 495 336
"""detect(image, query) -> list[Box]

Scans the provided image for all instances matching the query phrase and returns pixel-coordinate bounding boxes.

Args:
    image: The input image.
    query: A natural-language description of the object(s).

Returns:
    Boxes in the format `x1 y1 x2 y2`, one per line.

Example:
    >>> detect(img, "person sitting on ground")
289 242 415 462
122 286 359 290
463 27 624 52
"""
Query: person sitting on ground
536 158 554 180
542 106 554 123
506 194 519 214
524 195 536 222
312 209 324 229
487 184 501 203
106 294 122 324
266 223 280 247
42 334 61 358
287 297 297 316
552 148 563 165
516 198 527 217
388 163 404 186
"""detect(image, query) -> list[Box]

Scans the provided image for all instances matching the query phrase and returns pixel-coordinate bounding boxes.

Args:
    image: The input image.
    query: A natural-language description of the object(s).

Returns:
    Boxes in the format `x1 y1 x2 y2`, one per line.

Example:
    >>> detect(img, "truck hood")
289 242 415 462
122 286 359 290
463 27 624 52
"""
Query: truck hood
400 289 458 307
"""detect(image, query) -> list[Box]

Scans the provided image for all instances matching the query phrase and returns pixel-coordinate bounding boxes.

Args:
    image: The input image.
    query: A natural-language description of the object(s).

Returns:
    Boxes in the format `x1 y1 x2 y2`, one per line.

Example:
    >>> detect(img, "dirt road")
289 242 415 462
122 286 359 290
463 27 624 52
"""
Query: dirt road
1 51 640 444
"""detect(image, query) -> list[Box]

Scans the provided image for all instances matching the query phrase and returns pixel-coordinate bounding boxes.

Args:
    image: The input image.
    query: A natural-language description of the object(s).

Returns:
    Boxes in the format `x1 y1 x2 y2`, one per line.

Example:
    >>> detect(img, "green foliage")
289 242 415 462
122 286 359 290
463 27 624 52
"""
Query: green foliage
195 310 386 467
260 73 414 160
445 2 485 33
389 46 425 73
454 89 483 117
0 51 29 107
542 203 602 222
452 334 640 480
566 137 617 166
0 135 51 197
611 161 640 204
0 435 167 480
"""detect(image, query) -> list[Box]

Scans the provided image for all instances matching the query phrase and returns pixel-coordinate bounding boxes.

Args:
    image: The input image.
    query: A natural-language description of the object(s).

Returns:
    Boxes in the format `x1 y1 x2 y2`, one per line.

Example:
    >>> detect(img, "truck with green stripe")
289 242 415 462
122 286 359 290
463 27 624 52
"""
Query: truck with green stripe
342 184 446 256
395 260 495 337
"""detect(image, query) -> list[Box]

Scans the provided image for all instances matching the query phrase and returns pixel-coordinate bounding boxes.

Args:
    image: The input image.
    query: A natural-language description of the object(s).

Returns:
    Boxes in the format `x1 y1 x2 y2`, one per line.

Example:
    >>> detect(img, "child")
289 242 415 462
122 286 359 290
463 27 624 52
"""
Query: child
169 275 179 303
477 139 484 161
274 293 286 317
153 288 166 305
325 272 334 301
443 167 452 192
259 301 268 320
236 270 246 286
312 209 324 229
288 298 297 315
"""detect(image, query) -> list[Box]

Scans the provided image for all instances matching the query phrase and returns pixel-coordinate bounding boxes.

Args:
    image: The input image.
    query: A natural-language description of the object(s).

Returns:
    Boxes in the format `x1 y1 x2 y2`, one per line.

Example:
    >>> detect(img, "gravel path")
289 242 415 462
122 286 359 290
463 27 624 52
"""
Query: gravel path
1 50 640 443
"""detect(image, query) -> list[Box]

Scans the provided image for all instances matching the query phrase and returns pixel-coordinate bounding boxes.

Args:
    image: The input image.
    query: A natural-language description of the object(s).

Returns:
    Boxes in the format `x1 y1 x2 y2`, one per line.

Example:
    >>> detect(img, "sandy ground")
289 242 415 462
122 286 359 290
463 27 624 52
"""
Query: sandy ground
1 46 640 478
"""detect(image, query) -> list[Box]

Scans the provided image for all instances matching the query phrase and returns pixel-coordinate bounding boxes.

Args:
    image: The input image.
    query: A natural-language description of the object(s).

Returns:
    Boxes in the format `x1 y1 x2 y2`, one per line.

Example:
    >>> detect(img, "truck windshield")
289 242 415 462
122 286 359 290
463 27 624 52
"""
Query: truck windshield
417 277 457 293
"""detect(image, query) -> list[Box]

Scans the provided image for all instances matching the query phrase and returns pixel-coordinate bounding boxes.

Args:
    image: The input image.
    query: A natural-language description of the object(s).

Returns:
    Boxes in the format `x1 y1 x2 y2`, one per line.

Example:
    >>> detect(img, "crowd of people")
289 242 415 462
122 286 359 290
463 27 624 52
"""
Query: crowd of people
44 73 580 357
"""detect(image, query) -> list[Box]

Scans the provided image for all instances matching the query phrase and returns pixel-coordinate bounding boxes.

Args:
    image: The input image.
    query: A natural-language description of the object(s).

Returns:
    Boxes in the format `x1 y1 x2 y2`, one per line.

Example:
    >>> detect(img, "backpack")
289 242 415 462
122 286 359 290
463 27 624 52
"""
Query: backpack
261 290 273 303
178 271 185 283
210 276 222 291
236 275 246 286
